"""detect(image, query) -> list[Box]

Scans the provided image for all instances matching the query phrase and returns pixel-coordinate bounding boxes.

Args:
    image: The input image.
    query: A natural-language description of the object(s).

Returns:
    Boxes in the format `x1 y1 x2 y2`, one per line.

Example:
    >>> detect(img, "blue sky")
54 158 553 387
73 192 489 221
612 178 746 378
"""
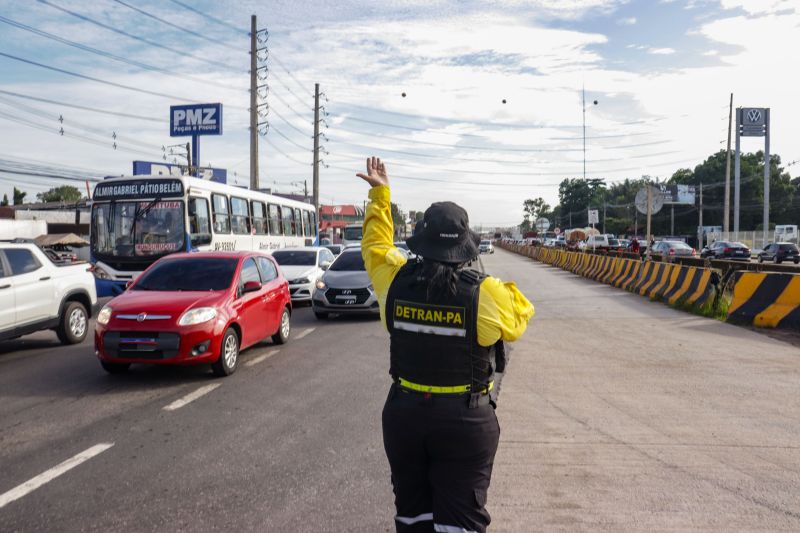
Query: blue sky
0 0 798 228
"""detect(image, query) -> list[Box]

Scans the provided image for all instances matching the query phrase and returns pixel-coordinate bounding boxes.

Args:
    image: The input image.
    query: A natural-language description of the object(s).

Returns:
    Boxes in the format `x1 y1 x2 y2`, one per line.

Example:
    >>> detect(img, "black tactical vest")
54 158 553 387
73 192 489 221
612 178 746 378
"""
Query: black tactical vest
386 262 495 392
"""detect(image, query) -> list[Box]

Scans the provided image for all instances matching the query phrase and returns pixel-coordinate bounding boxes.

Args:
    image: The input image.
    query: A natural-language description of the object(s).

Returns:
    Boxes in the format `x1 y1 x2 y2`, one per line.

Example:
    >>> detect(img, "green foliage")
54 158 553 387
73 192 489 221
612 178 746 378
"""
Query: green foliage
0 193 8 206
12 187 26 205
36 185 83 203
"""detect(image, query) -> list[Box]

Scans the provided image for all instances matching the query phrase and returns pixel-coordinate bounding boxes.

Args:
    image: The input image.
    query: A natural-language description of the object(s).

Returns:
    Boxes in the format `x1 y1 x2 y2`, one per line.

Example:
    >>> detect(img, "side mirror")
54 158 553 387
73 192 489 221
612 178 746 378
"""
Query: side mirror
320 261 332 271
242 280 262 293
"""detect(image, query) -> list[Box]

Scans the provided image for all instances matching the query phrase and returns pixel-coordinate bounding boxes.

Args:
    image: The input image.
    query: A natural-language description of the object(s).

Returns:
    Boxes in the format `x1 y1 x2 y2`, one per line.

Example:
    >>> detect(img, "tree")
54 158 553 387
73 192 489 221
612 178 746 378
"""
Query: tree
36 185 83 203
0 193 8 206
558 178 606 226
13 187 26 205
390 202 405 236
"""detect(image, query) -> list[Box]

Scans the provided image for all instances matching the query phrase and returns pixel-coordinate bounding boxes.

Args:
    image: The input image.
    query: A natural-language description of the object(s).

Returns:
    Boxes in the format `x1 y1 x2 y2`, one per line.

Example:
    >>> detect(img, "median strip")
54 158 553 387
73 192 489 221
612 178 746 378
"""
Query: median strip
294 327 315 340
244 349 281 367
0 443 114 509
162 384 220 411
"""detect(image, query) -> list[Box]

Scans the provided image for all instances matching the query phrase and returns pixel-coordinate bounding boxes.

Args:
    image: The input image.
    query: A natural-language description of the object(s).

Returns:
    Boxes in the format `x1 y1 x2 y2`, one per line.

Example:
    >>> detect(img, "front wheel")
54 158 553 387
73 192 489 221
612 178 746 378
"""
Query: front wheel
758 256 764 263
272 307 291 345
211 328 239 377
57 301 88 345
776 257 783 265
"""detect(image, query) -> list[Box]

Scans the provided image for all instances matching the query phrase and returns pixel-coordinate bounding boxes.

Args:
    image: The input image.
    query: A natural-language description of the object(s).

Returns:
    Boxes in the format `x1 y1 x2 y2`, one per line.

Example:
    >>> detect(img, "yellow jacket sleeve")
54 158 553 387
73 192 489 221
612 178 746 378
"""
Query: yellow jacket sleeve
476 277 534 346
361 185 407 328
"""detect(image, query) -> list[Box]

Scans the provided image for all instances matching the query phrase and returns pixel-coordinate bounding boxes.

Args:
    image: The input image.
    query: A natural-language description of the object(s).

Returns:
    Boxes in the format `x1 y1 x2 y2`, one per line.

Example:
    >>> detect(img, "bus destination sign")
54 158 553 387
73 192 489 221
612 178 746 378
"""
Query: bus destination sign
93 179 185 201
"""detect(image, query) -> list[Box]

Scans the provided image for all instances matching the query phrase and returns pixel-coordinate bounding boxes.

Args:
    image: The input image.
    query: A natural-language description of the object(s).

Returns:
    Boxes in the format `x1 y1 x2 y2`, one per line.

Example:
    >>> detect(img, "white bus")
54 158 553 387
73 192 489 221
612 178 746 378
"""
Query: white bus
774 225 798 244
90 175 318 296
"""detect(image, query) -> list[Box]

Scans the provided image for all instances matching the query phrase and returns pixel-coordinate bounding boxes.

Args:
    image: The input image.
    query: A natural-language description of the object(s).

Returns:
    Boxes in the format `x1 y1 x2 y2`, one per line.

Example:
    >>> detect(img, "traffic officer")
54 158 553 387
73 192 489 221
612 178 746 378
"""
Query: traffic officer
357 157 534 533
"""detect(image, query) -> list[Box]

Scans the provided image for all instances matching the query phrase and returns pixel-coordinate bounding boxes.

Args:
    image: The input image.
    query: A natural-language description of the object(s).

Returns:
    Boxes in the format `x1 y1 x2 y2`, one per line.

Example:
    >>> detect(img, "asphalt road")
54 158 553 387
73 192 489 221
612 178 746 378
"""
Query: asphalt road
1 248 800 532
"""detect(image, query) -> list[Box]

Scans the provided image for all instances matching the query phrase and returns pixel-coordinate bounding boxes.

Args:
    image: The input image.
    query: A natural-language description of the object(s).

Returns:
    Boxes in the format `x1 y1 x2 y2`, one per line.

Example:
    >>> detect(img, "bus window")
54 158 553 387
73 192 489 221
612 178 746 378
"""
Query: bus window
189 197 211 236
251 201 267 235
302 210 311 237
282 206 295 236
212 194 230 234
310 211 317 237
268 203 282 236
230 197 250 235
294 208 302 236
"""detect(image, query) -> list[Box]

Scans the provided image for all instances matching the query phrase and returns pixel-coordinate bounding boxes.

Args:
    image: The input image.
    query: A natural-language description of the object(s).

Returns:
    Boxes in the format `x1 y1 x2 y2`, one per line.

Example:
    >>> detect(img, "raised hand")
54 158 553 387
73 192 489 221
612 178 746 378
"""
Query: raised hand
356 156 389 188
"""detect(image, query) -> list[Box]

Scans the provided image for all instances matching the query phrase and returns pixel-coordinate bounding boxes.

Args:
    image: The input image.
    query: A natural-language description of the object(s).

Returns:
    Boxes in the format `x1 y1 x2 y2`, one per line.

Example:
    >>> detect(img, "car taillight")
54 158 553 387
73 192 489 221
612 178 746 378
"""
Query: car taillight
691 249 696 256
668 249 675 256
724 248 733 254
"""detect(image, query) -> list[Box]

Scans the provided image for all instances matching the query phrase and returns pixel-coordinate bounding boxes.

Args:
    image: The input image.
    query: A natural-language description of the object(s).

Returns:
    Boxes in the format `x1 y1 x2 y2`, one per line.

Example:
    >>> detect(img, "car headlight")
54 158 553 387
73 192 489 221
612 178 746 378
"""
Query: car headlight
91 265 110 280
315 279 327 290
178 307 217 326
96 305 112 325
290 277 310 285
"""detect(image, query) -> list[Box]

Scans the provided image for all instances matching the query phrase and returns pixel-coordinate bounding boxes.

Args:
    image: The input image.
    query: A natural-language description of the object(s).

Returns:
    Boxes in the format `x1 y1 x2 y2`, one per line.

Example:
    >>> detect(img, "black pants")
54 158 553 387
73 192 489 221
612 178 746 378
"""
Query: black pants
382 384 501 533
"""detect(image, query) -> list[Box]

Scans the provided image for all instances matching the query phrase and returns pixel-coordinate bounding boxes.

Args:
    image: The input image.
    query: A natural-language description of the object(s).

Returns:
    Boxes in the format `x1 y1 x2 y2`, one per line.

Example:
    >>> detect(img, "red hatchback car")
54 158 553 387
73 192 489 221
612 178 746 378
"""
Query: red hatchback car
94 251 291 376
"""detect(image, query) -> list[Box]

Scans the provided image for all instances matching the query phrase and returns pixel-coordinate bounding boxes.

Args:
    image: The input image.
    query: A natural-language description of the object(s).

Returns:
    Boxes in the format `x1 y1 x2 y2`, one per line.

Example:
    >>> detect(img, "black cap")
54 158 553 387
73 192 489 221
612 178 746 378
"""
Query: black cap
405 201 480 263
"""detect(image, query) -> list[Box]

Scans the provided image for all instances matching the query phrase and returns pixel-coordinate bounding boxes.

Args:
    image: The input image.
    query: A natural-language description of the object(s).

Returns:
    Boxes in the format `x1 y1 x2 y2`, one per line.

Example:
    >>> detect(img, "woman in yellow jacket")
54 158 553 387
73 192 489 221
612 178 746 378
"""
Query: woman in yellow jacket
358 157 534 533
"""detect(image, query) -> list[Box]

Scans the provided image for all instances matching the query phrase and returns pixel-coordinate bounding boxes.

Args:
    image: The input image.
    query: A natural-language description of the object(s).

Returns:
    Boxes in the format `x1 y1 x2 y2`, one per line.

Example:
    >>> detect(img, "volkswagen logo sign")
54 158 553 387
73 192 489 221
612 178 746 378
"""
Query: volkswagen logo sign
137 312 147 322
747 109 762 123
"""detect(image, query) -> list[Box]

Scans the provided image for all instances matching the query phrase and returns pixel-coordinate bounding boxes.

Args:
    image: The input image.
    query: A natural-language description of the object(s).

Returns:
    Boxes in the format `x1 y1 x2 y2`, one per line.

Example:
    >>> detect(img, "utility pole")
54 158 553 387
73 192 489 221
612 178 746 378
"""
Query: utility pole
670 204 674 236
582 85 586 181
763 108 771 250
724 93 733 233
602 201 606 234
698 182 703 249
734 107 741 234
249 14 258 190
312 83 321 214
646 186 653 260
304 179 308 203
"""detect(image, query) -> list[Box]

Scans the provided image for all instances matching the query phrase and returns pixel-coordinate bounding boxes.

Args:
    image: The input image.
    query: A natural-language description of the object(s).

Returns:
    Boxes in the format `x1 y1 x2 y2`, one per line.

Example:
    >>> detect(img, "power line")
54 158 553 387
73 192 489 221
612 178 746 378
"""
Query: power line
0 15 246 92
110 0 241 51
166 0 248 35
0 89 161 123
0 51 198 102
264 137 310 166
38 0 240 71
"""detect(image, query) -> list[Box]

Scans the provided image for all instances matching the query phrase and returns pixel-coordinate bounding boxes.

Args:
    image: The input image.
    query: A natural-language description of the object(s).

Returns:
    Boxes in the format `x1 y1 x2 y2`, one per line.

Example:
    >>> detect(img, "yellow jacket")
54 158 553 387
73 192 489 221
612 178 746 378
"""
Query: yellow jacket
361 185 534 346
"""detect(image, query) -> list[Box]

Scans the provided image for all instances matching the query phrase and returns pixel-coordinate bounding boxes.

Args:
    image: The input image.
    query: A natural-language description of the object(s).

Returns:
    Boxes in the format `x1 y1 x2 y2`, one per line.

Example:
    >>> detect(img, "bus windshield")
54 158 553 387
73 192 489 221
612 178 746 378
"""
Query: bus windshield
92 200 185 259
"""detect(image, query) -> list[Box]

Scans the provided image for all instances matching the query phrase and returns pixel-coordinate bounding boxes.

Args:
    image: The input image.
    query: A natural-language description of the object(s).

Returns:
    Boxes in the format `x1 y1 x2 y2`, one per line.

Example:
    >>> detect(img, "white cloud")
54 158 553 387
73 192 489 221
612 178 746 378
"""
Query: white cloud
703 49 719 56
720 0 798 15
648 47 677 55
617 16 637 25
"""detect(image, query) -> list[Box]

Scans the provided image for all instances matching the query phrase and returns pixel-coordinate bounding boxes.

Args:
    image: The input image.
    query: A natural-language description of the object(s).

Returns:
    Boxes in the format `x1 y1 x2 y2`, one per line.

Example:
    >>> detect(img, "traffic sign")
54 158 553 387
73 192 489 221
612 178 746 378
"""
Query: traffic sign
554 227 561 235
588 209 599 224
535 217 550 232
635 186 664 215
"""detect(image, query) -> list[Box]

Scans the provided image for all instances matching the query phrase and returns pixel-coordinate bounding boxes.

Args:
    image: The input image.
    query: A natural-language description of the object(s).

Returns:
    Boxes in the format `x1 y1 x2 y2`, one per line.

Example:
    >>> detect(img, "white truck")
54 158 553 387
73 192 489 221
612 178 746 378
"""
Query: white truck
0 242 97 344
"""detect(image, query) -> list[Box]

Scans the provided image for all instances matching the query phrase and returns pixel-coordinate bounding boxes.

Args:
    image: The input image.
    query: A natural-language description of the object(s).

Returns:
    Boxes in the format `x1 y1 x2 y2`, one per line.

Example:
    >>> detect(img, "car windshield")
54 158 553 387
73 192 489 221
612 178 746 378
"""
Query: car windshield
133 257 237 291
779 244 798 252
92 200 185 259
671 242 691 249
272 250 317 266
343 226 363 241
330 251 365 271
731 242 747 248
608 239 619 245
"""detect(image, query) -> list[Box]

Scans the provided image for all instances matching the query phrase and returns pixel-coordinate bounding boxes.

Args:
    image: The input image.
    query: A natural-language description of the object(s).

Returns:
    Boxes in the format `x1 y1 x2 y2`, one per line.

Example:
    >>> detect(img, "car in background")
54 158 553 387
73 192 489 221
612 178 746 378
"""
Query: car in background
94 251 291 377
1 242 97 344
479 240 494 254
758 242 800 264
700 241 751 261
342 223 363 248
312 247 379 319
272 247 335 303
618 239 630 249
323 244 344 257
652 240 696 257
585 234 622 252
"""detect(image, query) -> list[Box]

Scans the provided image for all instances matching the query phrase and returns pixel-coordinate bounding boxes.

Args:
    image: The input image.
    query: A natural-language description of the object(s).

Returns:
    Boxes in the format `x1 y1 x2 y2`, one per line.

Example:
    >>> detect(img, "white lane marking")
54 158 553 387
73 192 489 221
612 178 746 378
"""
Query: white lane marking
162 384 220 411
0 443 114 509
294 327 315 340
245 349 281 367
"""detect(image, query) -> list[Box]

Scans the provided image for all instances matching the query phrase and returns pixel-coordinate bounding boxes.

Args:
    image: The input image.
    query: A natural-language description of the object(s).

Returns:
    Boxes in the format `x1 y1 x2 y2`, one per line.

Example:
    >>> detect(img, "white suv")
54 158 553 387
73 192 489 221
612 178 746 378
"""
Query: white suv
1 243 97 344
479 240 494 254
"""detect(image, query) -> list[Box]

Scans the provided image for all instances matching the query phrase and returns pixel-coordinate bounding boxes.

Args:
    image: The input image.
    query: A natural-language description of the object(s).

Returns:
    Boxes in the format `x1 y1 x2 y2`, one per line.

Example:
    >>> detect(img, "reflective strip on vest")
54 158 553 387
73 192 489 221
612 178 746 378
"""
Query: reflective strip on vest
398 377 494 394
395 512 433 525
394 320 466 337
434 524 478 533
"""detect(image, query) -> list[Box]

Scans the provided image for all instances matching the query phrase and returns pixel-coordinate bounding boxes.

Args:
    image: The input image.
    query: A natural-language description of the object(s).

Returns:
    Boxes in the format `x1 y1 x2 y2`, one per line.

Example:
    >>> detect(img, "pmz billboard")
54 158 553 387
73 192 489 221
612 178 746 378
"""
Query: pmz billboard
170 103 223 136
132 161 227 184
